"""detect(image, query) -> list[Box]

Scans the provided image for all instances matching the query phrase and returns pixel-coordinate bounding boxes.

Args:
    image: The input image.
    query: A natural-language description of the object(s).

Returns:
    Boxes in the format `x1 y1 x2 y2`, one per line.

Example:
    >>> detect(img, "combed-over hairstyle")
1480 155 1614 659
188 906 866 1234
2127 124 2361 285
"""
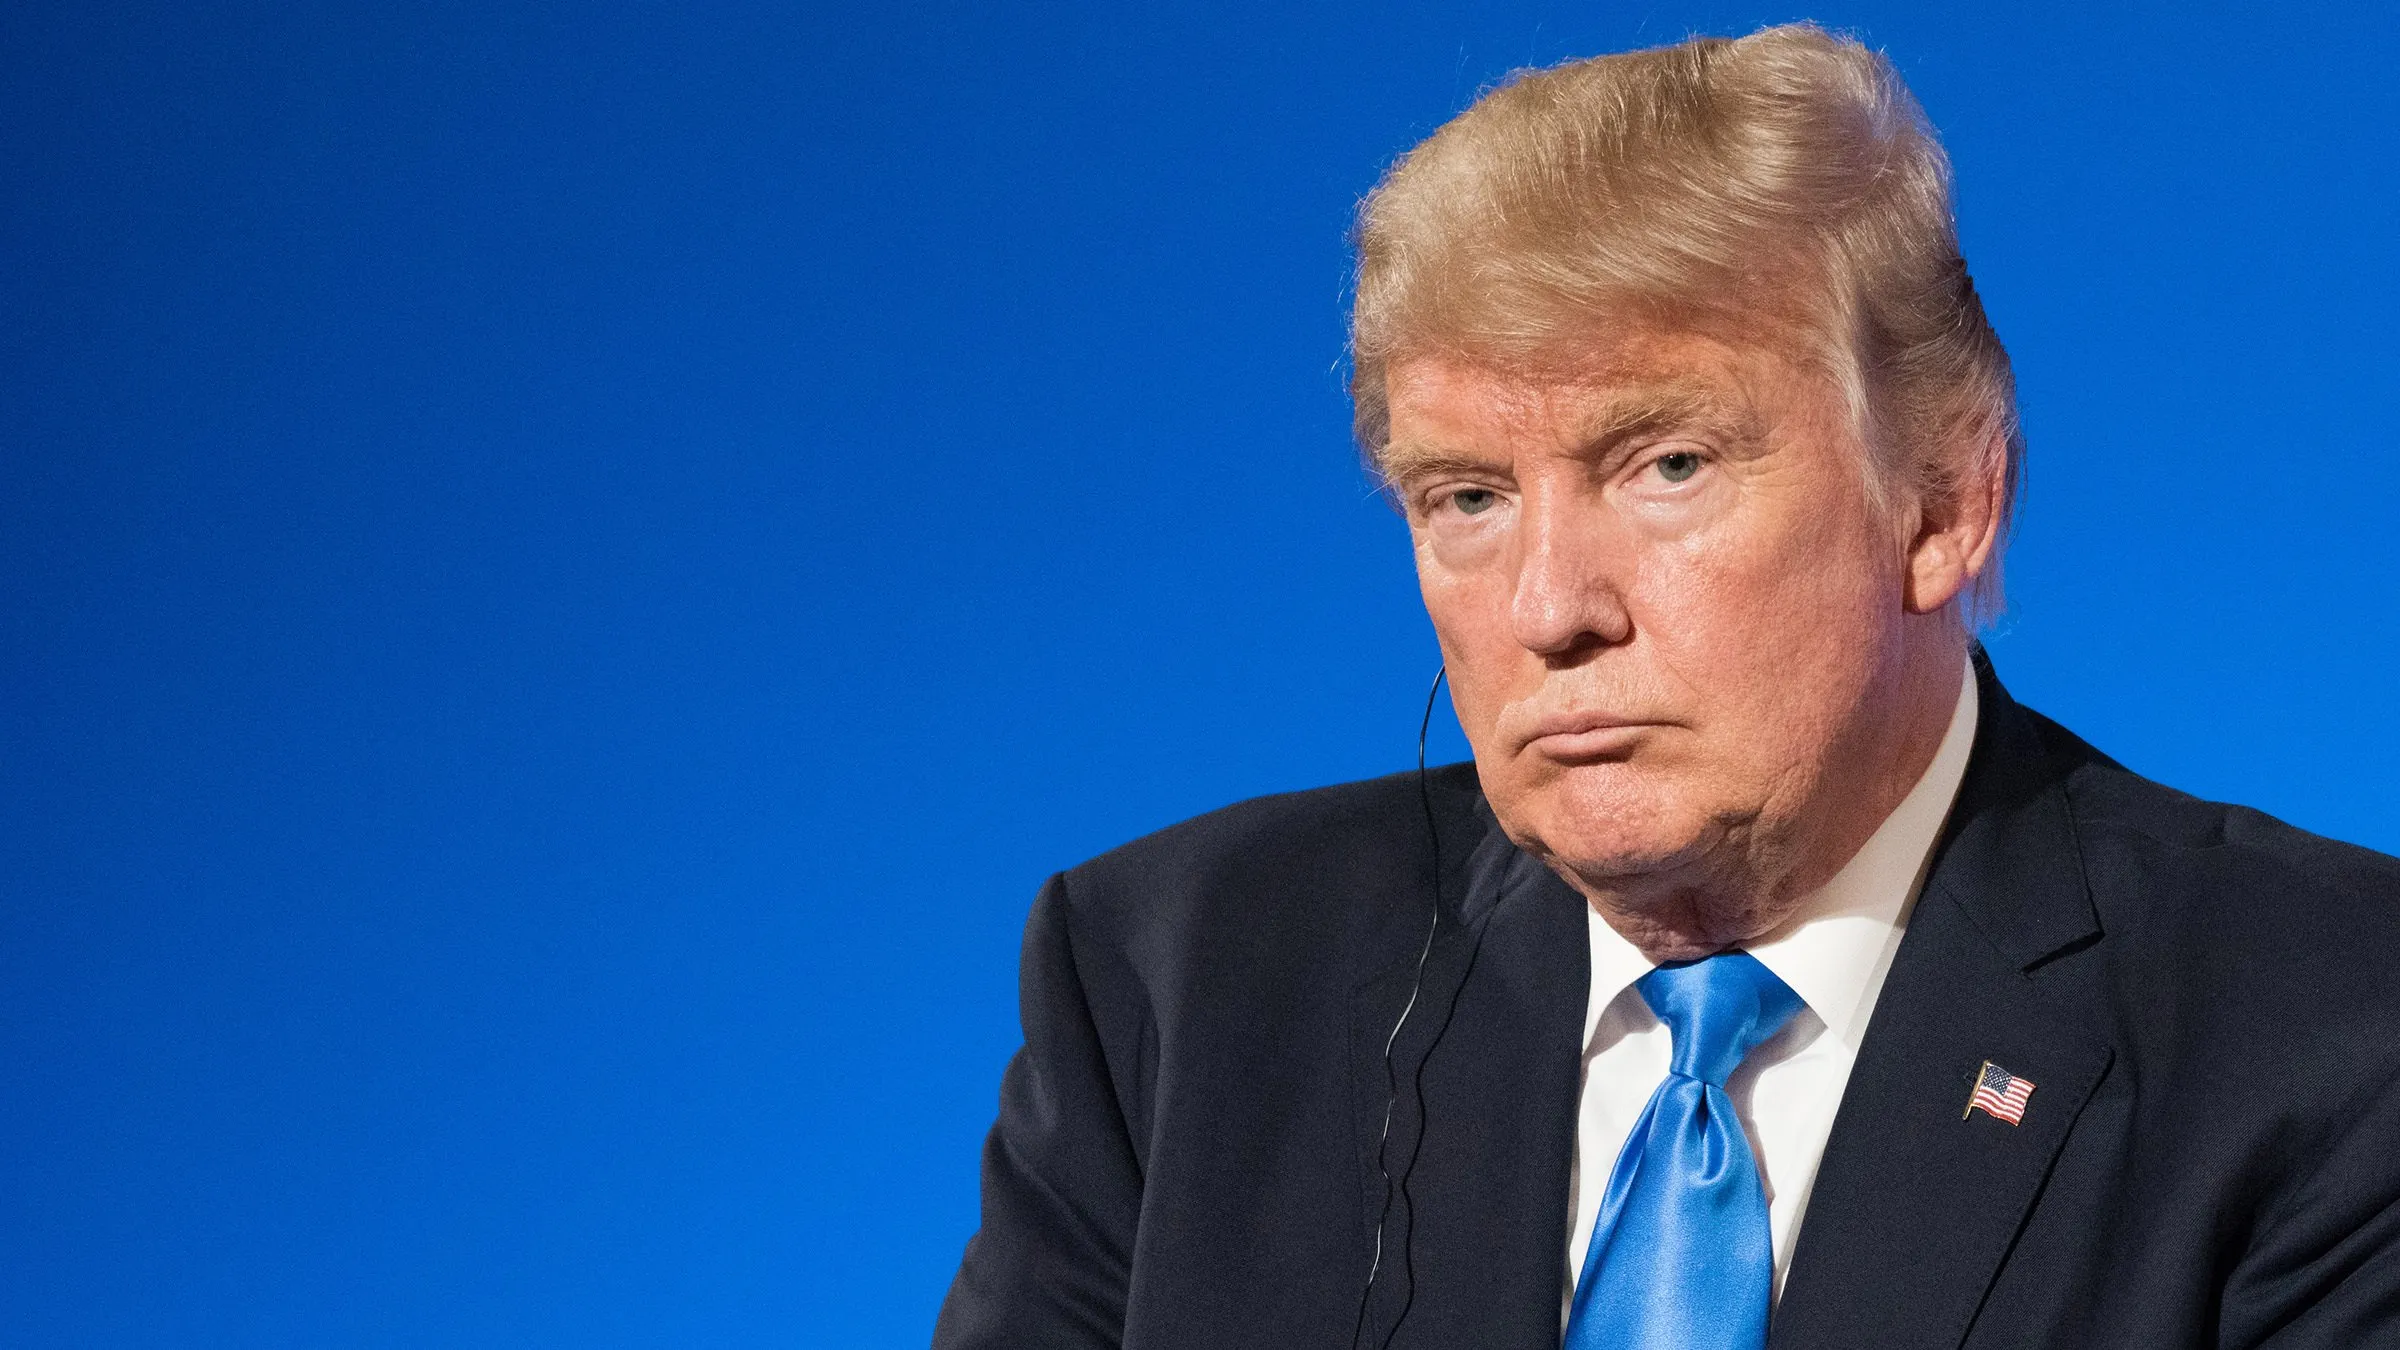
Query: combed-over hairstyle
1350 23 2020 623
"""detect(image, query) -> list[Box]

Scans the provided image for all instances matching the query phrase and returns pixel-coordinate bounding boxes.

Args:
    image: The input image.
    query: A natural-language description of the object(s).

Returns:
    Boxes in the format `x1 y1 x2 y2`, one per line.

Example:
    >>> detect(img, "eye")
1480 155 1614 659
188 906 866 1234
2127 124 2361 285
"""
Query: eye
1652 451 1703 484
1447 487 1500 516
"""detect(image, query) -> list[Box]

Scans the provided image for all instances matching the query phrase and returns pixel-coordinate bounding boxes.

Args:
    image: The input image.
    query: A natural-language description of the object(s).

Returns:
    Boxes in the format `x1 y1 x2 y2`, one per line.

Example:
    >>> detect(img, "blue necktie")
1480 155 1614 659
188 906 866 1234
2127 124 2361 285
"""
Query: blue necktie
1563 951 1804 1350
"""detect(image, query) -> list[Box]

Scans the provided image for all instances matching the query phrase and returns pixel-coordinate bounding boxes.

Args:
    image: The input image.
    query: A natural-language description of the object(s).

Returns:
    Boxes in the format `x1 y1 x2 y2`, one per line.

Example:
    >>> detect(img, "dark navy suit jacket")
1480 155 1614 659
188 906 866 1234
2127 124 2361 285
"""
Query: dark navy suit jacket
934 659 2400 1348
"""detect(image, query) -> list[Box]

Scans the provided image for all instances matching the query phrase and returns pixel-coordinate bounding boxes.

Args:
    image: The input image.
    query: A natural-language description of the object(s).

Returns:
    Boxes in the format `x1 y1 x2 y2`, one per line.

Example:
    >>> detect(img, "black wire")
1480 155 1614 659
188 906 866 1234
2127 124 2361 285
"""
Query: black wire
1348 665 1447 1350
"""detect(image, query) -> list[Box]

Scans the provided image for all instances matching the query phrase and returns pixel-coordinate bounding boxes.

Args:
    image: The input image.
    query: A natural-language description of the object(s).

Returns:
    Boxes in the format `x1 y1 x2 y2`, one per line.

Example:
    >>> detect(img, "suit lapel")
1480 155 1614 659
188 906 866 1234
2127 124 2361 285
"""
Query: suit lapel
1770 659 2114 1350
1348 800 1588 1349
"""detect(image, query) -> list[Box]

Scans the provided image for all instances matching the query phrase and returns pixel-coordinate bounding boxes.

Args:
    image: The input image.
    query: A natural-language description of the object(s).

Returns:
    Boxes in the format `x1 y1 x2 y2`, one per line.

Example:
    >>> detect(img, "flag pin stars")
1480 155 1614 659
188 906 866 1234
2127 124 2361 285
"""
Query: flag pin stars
1964 1060 2036 1125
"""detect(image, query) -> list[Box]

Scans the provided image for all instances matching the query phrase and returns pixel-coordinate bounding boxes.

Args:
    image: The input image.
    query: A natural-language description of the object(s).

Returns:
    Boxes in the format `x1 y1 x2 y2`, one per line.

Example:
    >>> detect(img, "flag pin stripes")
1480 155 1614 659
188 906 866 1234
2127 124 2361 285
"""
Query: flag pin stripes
1964 1060 2036 1125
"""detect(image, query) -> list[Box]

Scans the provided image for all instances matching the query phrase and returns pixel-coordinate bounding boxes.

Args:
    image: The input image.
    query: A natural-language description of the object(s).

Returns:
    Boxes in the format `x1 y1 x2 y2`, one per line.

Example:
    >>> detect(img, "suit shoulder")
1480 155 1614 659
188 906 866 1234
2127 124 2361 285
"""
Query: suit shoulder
2024 707 2400 1055
1066 763 1471 896
1052 763 1475 953
2027 705 2400 912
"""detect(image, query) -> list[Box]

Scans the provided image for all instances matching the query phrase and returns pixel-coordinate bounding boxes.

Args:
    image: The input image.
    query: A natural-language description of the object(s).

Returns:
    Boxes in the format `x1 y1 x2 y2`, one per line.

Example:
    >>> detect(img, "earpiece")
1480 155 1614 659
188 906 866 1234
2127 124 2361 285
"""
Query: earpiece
1349 665 1449 1349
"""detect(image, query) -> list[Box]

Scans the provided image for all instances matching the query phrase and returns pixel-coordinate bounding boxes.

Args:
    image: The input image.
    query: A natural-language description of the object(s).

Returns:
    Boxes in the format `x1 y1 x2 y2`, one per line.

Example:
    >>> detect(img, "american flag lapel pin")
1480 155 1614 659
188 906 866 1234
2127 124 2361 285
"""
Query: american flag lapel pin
1964 1060 2036 1125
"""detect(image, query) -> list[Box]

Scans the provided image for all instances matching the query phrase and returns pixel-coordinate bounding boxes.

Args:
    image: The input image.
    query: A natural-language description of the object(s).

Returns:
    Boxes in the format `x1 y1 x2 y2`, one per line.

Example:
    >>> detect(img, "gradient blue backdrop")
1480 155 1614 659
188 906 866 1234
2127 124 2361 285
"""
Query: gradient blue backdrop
6 2 2395 1344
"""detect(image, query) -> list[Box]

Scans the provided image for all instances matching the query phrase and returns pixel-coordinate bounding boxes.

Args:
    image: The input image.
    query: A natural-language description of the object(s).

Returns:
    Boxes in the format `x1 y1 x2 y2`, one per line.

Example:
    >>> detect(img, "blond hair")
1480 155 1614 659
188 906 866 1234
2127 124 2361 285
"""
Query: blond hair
1349 23 2019 623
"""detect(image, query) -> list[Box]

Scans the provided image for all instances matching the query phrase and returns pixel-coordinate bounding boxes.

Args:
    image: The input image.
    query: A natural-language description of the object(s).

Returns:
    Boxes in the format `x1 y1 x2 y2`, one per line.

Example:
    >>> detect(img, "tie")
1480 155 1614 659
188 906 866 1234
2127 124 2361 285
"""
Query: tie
1563 950 1804 1350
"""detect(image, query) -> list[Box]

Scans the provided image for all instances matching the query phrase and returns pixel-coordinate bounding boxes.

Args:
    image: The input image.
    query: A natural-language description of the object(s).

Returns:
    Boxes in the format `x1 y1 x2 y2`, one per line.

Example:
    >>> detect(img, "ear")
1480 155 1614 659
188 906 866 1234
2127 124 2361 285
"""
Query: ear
1902 429 2009 616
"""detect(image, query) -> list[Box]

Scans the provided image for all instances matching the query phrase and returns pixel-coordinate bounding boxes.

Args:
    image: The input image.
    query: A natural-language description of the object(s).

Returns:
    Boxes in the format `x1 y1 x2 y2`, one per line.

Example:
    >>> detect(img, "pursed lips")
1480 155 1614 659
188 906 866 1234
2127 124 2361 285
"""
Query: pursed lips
1514 709 1669 760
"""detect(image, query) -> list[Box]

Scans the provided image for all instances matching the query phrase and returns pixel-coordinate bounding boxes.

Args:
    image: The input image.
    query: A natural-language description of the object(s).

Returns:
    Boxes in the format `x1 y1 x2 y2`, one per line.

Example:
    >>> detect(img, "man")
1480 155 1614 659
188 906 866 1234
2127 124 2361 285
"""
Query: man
934 24 2400 1350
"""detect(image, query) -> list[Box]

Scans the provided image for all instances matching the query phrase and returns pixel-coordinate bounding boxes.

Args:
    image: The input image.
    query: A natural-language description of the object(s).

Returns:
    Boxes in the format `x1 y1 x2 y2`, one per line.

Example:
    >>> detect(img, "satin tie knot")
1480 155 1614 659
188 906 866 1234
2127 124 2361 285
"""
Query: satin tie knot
1641 950 1805 1088
1563 949 1804 1350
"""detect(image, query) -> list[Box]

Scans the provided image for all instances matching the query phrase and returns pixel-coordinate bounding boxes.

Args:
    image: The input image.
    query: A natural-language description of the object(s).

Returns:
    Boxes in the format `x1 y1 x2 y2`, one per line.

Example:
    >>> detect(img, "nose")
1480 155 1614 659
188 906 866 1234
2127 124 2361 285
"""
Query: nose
1509 484 1633 659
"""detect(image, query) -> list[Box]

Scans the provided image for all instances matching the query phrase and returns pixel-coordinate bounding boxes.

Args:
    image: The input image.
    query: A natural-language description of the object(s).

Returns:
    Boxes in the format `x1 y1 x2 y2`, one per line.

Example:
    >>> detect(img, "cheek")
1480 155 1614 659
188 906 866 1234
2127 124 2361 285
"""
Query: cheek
1414 540 1521 747
1629 490 1898 721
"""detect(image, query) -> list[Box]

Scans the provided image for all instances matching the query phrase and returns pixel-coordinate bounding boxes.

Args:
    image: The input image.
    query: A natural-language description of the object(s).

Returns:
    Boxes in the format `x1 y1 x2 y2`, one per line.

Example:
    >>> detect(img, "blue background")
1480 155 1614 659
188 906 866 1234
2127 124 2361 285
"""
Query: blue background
6 2 2395 1344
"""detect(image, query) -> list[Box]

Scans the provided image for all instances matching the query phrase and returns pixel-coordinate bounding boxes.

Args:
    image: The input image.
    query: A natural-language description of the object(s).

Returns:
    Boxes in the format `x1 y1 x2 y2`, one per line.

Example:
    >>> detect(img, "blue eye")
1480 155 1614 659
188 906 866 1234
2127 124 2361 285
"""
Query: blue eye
1654 452 1702 483
1451 488 1499 516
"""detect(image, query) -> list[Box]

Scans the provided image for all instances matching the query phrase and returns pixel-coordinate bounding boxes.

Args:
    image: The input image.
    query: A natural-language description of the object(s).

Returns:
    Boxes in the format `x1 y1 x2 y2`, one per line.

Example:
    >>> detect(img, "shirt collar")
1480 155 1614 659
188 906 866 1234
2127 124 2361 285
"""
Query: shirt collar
1580 662 1980 1052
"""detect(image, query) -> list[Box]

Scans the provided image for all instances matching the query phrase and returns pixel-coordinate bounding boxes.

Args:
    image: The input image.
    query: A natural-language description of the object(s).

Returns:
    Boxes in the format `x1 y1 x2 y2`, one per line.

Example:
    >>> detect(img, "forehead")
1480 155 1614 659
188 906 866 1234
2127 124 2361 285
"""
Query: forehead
1380 328 1795 471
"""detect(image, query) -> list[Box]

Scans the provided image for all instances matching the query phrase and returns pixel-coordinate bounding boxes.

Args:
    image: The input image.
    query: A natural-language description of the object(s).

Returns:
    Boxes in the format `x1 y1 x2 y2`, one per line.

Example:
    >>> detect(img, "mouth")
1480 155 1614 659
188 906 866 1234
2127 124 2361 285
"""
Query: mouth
1520 713 1665 762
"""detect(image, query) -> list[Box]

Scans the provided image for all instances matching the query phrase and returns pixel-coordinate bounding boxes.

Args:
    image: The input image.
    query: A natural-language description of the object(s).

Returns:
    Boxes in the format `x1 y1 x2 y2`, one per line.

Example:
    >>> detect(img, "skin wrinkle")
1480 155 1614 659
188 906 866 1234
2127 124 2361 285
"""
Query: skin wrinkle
1393 322 2000 962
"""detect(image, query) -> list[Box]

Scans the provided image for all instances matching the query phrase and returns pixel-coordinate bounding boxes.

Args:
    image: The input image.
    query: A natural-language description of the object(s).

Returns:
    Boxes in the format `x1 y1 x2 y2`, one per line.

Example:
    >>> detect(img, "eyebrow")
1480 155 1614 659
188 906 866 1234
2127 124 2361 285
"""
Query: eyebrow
1375 444 1497 487
1570 381 1749 448
1379 378 1752 486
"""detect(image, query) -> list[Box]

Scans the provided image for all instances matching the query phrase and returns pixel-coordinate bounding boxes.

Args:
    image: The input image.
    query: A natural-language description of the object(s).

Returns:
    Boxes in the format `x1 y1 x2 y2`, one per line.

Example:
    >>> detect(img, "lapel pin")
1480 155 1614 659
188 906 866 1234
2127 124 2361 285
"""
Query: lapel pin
1964 1060 2035 1125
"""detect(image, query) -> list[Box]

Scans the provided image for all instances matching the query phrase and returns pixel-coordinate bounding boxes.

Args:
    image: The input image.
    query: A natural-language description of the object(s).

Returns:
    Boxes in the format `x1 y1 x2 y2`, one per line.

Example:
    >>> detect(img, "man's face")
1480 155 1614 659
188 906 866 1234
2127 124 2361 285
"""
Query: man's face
1386 327 1928 948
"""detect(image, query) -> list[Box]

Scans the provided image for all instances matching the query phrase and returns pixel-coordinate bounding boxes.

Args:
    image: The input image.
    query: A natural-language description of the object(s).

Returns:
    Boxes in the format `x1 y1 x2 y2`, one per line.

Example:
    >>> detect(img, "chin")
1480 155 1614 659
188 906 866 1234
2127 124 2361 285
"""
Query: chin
1488 761 1724 884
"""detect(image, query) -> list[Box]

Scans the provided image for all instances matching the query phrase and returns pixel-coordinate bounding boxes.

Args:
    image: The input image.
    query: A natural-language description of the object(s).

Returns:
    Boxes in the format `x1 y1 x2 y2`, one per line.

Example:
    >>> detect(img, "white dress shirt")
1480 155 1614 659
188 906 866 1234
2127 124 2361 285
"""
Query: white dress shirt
1563 663 1980 1317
